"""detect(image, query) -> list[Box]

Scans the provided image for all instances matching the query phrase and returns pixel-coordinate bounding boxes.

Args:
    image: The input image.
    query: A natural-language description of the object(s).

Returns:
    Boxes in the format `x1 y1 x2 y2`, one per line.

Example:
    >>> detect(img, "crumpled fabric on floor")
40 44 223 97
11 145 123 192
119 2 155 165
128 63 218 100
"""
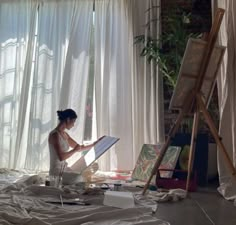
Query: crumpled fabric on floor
135 189 187 203
217 179 236 201
0 174 171 225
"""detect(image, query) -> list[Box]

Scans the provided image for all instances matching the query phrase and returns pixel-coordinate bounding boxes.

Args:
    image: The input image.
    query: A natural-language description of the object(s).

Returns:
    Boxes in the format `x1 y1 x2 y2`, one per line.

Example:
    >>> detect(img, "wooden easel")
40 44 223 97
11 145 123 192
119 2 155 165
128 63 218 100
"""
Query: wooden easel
142 8 236 195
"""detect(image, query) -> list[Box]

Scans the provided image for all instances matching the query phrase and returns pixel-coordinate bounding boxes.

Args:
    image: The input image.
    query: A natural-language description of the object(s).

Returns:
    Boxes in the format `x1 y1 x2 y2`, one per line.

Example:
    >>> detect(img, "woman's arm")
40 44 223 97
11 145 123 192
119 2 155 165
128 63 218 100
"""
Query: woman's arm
66 134 105 152
66 134 79 148
49 132 80 161
67 135 92 152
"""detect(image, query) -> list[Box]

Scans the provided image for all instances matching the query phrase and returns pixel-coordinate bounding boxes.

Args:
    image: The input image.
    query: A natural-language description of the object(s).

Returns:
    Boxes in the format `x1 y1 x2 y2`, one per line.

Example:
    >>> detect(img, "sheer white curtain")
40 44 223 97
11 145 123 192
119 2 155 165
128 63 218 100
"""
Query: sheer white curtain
94 0 164 171
59 1 93 143
0 0 164 172
94 0 133 171
24 0 93 171
132 0 164 148
212 0 236 200
0 0 38 169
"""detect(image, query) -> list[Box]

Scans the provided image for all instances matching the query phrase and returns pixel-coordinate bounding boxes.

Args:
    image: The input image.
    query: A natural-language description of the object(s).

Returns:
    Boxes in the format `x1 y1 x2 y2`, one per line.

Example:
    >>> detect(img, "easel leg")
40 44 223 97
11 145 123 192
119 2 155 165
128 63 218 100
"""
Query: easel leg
197 94 236 177
142 91 195 195
186 108 200 192
142 109 185 195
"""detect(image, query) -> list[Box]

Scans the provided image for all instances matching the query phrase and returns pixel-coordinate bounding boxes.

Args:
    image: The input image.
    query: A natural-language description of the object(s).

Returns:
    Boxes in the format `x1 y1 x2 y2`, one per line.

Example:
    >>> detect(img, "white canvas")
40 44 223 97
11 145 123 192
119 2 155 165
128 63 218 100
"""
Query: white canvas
169 38 225 110
67 136 119 173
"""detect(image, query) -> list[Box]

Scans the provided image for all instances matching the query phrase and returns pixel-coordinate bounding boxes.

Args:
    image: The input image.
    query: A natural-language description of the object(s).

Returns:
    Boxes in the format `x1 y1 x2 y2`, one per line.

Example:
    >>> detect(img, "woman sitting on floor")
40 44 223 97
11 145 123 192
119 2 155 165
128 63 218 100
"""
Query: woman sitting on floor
48 108 101 182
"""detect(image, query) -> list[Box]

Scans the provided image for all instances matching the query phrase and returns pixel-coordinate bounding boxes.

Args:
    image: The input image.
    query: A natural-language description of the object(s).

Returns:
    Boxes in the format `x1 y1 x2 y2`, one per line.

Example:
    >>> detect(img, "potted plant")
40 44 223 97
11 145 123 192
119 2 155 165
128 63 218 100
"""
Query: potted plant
135 3 216 186
135 7 199 94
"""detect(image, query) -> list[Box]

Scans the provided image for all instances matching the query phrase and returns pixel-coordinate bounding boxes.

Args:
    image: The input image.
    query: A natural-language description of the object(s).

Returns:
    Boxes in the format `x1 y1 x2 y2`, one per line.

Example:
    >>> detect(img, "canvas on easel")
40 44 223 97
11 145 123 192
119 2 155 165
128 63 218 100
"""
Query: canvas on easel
142 8 236 195
169 38 225 110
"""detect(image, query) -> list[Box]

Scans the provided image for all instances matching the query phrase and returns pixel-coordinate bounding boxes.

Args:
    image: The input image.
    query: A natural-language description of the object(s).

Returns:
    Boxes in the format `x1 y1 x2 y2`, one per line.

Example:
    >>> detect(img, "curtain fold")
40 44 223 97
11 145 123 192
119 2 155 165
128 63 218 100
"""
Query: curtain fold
0 0 164 172
59 0 94 142
94 0 133 171
133 0 164 144
24 0 93 171
131 0 164 165
94 0 164 171
213 0 236 200
0 0 38 169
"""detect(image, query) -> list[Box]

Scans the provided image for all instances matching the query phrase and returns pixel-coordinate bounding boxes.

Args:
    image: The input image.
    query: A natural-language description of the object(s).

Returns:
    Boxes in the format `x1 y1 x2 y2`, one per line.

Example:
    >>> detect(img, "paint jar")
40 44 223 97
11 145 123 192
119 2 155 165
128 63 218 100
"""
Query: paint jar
45 176 50 186
114 183 122 191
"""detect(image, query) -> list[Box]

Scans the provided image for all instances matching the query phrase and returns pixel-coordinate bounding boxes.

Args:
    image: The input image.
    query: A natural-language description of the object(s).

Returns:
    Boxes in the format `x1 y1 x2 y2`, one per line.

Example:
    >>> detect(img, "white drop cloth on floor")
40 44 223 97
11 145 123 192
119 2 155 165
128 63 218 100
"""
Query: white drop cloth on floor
0 173 170 225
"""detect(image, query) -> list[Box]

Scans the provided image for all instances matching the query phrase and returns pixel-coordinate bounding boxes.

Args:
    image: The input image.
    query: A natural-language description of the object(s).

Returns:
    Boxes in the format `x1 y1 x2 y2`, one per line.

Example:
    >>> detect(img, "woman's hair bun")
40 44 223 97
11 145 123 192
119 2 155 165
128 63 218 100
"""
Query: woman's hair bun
57 109 77 122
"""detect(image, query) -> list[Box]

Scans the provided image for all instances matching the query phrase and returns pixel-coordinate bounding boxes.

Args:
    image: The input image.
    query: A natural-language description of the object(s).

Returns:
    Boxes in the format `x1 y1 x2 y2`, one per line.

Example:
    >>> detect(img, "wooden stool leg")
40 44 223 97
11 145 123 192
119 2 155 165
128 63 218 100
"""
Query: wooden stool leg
197 94 236 177
186 108 200 192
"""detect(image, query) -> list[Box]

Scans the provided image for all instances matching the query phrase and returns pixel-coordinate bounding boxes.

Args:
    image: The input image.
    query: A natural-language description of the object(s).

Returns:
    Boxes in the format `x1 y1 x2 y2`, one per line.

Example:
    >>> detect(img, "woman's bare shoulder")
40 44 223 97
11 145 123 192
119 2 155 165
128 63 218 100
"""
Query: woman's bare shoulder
49 130 59 142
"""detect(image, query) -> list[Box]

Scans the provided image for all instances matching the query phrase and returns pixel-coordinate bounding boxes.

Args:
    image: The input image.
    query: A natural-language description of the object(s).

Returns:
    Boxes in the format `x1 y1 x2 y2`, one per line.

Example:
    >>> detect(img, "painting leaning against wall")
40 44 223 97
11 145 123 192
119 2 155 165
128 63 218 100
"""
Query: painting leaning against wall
132 144 181 182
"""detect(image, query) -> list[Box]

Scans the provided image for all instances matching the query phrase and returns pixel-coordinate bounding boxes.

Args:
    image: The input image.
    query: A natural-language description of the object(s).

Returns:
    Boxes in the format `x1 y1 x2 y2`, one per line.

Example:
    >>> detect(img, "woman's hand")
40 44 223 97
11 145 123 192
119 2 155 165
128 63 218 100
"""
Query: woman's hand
74 136 105 152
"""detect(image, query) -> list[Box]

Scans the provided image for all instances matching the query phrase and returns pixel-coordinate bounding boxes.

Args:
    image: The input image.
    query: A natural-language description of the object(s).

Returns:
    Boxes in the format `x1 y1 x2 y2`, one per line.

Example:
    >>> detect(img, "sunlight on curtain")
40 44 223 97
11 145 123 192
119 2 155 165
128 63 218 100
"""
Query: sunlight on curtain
25 0 93 171
0 0 38 169
59 0 94 143
0 0 164 172
132 0 164 160
213 0 236 200
94 0 164 171
94 0 133 171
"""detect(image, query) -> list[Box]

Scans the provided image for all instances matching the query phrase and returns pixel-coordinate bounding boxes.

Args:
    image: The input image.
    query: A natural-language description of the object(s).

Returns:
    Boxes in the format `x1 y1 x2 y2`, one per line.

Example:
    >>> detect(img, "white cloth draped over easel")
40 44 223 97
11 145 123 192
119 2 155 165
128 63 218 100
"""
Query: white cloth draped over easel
212 0 236 200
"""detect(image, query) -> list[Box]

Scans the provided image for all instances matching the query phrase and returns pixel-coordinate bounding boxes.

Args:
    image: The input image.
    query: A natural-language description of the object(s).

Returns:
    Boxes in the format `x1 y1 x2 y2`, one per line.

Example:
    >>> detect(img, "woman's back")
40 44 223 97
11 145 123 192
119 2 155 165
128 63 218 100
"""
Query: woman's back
48 129 69 175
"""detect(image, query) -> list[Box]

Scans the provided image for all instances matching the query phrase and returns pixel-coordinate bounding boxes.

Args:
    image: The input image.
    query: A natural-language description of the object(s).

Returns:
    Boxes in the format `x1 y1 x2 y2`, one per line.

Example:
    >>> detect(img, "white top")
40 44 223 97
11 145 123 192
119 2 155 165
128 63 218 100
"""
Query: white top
48 129 69 176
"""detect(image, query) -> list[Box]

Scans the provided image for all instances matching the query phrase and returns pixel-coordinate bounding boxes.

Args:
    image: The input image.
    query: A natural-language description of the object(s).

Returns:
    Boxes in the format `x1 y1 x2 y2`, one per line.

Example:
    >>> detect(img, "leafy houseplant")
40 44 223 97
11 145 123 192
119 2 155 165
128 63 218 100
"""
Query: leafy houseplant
134 4 219 134
135 7 199 97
